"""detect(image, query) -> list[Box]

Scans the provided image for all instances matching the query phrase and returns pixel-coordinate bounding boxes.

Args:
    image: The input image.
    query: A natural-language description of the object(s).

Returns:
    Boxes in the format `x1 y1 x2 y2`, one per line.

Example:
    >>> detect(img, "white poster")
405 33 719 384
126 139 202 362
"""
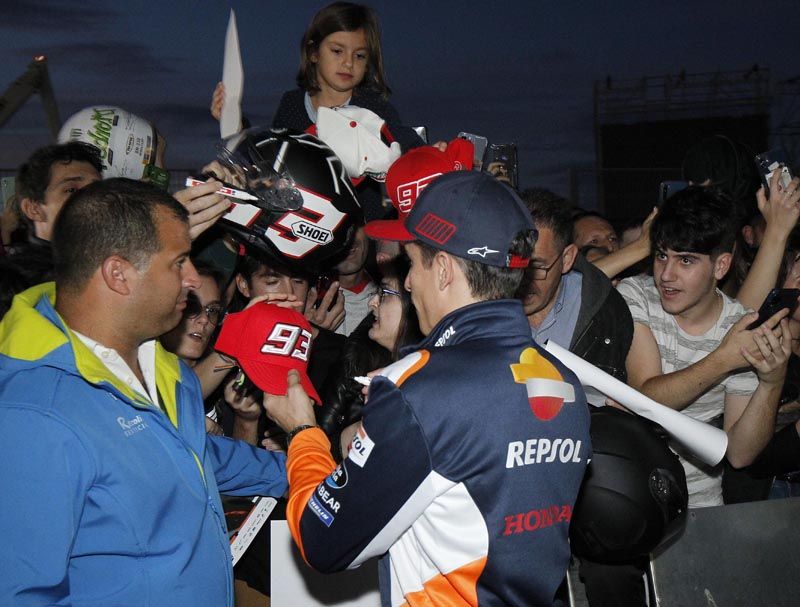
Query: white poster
270 521 381 606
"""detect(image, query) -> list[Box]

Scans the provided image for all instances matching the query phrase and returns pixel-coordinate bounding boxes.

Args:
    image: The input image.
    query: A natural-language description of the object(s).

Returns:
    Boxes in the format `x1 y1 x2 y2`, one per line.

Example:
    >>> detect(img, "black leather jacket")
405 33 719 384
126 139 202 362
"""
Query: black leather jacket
569 255 633 383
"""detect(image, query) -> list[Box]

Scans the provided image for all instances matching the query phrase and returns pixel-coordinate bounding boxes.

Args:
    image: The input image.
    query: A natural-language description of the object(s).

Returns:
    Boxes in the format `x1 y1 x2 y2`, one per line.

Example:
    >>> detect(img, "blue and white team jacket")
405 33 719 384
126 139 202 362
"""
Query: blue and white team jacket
285 299 591 606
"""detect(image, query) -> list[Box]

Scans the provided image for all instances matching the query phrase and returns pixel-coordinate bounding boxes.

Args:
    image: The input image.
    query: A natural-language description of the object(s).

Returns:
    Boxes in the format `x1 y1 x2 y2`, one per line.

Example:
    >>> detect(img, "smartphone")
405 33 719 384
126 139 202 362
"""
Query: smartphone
483 143 518 189
313 272 339 310
658 180 689 205
755 149 793 197
0 176 15 213
746 288 800 329
457 132 489 171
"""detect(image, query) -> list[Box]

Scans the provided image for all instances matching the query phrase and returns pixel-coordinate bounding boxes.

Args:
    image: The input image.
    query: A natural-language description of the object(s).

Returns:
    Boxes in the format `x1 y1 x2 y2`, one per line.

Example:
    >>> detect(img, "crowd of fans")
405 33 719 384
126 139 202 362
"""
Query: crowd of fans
1 2 799 606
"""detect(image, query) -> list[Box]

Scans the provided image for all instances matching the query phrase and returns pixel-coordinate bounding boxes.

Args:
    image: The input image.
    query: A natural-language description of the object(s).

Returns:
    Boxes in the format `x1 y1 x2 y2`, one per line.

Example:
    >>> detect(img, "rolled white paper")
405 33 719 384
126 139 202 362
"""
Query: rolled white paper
220 9 244 139
544 340 728 467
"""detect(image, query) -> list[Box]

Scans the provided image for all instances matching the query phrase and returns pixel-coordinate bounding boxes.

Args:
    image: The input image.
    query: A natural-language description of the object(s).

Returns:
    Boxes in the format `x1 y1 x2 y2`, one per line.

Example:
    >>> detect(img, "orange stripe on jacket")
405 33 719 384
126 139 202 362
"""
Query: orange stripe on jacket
400 556 487 607
395 350 430 387
285 427 337 564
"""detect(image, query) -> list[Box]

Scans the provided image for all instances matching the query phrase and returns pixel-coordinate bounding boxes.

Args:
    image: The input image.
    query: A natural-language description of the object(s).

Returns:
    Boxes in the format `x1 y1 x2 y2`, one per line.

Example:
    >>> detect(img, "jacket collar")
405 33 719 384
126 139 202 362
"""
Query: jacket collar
0 283 183 410
402 299 531 355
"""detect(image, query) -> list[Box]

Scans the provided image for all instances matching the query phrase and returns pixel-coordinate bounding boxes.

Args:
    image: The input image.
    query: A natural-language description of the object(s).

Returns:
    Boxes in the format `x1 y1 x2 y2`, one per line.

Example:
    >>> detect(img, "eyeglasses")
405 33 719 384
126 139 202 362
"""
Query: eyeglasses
529 249 565 280
185 295 224 326
372 285 402 303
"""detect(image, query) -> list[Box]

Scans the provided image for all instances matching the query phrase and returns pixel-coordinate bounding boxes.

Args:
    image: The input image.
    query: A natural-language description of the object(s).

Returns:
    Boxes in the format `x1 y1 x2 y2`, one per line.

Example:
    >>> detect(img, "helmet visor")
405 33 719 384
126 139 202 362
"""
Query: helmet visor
217 142 303 212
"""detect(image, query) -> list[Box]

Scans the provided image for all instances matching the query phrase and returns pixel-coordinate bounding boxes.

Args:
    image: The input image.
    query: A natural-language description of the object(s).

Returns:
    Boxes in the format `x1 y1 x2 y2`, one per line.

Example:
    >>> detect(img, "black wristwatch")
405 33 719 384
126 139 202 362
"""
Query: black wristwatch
286 424 317 446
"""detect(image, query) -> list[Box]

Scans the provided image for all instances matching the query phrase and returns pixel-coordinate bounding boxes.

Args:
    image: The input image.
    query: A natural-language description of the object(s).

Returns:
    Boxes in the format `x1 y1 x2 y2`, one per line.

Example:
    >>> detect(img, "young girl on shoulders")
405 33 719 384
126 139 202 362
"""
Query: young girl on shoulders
211 2 423 152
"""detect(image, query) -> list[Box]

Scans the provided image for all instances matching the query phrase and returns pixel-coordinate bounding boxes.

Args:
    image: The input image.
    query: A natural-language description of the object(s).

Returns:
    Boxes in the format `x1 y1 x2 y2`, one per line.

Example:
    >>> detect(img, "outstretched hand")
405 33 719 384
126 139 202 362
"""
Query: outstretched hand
263 370 316 433
719 307 789 371
304 282 345 331
742 317 791 386
756 172 800 237
245 292 305 313
173 179 231 241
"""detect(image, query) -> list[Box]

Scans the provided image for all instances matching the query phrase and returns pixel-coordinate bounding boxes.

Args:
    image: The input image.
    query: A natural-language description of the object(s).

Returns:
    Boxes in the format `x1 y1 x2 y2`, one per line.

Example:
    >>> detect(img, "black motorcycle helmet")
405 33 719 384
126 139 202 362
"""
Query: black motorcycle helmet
217 127 363 274
569 407 688 562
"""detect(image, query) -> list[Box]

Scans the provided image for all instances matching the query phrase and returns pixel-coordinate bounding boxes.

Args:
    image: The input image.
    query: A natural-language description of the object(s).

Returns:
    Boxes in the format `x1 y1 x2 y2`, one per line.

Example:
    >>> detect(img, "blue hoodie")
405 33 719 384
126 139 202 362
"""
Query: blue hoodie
0 283 287 606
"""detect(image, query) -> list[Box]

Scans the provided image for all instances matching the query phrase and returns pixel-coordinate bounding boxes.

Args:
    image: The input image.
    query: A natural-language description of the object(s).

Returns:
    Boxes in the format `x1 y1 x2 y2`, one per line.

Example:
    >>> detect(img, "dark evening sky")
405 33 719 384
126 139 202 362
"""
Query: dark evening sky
1 0 798 208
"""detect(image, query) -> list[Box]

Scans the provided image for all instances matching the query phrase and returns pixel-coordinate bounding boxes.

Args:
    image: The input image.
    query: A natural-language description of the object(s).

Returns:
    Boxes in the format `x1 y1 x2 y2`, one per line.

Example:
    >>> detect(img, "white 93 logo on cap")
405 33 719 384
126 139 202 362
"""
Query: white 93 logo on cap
261 323 312 361
395 173 441 214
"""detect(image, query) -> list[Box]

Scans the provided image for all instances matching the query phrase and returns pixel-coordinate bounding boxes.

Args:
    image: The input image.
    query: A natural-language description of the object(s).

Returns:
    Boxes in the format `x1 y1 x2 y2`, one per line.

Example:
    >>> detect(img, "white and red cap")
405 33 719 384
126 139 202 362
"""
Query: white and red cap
214 303 321 404
364 138 473 241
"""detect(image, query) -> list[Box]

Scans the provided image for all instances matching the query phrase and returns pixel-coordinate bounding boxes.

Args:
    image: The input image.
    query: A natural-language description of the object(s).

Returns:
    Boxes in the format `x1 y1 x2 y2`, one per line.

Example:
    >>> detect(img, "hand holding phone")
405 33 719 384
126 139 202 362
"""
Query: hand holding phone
457 132 488 171
755 149 794 198
484 143 518 189
746 288 800 330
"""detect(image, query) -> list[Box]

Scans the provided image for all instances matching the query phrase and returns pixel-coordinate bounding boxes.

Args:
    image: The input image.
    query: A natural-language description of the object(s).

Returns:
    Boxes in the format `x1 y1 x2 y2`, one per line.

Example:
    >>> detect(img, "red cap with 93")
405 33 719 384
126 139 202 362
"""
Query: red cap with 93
214 302 321 404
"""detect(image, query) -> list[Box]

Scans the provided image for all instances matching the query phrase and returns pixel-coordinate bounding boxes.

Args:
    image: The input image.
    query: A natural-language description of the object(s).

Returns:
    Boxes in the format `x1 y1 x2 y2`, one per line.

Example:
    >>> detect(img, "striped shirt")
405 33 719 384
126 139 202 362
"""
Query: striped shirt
617 274 757 507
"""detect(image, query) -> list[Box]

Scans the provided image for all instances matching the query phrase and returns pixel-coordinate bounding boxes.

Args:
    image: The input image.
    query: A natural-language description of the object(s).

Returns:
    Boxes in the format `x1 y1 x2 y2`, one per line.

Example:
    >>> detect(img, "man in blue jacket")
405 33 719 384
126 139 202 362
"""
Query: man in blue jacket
0 179 287 606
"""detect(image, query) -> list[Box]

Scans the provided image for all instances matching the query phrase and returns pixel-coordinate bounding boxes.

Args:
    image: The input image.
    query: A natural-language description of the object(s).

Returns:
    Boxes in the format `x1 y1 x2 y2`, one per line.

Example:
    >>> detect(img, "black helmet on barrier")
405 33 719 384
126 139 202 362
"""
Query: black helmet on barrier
217 127 363 273
569 407 688 563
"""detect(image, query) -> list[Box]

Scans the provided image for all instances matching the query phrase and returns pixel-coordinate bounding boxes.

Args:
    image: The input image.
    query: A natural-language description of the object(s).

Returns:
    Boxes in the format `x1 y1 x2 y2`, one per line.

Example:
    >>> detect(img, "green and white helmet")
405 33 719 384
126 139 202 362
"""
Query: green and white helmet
58 106 158 180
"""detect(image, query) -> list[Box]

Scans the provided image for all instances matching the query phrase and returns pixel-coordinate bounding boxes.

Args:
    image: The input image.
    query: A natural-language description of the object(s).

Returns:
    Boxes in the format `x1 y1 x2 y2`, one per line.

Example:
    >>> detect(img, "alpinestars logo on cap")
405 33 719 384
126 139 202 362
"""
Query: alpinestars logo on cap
511 348 575 421
467 246 499 258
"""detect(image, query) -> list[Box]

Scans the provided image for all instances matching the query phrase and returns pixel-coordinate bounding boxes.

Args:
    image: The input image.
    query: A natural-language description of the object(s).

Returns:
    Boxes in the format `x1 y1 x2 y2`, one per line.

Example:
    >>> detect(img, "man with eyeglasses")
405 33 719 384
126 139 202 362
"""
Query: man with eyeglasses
516 190 641 606
516 188 633 384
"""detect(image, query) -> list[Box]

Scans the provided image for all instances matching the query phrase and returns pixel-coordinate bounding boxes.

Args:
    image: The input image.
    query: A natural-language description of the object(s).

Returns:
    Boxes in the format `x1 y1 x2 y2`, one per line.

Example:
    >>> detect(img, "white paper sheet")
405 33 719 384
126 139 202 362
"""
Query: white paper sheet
220 9 243 139
270 521 380 606
544 340 728 466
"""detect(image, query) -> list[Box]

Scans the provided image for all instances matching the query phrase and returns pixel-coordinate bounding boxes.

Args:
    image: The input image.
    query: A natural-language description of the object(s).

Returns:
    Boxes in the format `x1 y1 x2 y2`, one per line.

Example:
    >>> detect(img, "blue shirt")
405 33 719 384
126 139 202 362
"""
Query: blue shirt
531 270 583 348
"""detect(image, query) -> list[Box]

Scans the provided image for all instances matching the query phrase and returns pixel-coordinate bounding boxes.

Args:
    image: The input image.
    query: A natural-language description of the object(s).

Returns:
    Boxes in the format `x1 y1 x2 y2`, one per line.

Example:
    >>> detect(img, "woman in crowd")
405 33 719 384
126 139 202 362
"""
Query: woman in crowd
160 260 226 434
317 255 422 459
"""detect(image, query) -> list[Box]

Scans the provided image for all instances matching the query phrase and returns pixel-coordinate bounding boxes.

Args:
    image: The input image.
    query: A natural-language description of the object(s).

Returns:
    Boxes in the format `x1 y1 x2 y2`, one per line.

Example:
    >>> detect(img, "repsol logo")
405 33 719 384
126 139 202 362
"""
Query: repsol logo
292 221 333 244
503 504 572 536
505 438 582 468
434 325 455 347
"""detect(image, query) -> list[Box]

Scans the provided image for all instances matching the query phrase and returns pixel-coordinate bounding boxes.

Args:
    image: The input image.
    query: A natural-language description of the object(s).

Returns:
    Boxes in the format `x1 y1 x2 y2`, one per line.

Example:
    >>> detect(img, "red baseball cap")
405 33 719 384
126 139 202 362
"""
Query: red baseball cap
214 303 321 404
364 138 473 241
377 171 535 269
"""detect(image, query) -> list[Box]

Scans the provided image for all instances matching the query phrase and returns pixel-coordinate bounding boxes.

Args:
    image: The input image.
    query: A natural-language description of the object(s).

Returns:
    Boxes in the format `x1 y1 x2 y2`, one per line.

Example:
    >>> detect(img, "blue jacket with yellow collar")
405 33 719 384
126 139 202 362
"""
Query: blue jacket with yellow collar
0 284 287 607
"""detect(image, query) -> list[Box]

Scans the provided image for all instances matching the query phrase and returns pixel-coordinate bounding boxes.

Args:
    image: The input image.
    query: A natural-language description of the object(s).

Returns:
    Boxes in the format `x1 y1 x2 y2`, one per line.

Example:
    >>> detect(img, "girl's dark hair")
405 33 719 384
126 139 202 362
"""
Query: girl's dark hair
296 2 390 98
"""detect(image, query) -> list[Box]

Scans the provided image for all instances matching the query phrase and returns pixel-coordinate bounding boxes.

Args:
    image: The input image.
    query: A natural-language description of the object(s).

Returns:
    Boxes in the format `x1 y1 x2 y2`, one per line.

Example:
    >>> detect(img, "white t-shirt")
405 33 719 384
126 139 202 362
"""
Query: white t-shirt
617 274 758 507
336 278 377 337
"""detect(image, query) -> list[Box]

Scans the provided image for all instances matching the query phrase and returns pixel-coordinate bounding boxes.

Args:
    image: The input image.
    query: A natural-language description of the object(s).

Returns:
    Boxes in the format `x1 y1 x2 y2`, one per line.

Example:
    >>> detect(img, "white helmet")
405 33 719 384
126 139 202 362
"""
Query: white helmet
58 106 157 180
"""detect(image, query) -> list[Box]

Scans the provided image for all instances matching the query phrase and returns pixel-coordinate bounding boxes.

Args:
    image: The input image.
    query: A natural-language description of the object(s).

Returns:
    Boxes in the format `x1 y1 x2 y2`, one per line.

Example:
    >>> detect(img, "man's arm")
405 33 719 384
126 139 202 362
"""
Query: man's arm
734 173 800 310
626 312 767 410
265 370 436 573
206 433 288 497
0 409 94 605
593 207 657 280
